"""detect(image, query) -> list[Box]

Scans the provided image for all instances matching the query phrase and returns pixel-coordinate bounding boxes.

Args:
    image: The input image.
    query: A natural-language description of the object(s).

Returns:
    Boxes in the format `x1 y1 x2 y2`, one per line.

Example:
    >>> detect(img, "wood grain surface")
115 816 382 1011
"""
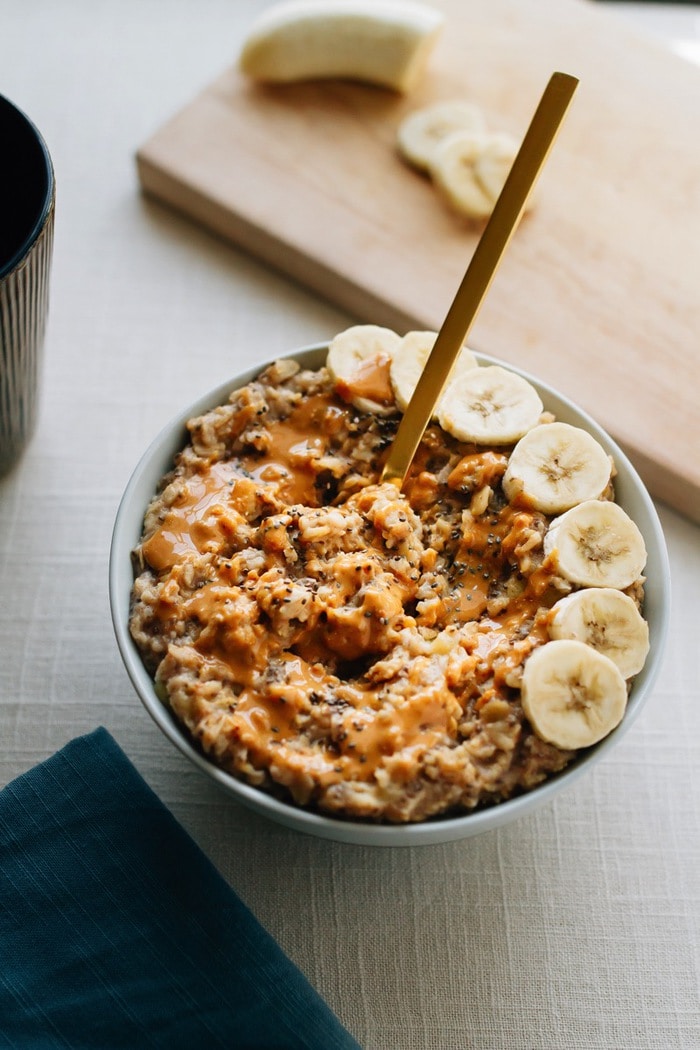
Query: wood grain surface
136 0 700 522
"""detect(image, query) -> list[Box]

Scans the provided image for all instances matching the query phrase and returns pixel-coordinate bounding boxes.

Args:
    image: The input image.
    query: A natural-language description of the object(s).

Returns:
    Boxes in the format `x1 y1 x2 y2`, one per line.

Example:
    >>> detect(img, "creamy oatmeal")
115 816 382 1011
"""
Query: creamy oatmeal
129 337 647 823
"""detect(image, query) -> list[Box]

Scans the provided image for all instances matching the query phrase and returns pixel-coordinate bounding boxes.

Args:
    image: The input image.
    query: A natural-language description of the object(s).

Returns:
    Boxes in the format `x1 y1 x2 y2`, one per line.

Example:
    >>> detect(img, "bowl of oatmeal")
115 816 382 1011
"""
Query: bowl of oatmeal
109 333 670 846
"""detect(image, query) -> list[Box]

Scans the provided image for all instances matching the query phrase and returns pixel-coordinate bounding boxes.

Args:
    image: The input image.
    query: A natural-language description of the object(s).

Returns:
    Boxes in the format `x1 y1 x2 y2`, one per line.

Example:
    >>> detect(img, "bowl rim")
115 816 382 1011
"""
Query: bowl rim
109 342 671 846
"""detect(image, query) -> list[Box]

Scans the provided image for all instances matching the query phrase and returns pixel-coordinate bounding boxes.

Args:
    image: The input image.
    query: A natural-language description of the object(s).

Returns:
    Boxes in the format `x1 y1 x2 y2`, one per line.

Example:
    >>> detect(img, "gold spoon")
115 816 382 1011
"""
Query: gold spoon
382 70 579 488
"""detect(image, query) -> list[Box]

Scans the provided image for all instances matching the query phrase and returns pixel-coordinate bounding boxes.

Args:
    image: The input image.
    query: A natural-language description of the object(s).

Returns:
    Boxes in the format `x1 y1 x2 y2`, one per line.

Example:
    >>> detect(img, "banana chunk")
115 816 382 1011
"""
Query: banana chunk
549 588 650 679
436 365 543 445
544 499 647 590
389 330 478 413
327 324 401 415
521 638 628 750
430 130 523 220
502 422 612 514
397 100 487 172
239 0 445 93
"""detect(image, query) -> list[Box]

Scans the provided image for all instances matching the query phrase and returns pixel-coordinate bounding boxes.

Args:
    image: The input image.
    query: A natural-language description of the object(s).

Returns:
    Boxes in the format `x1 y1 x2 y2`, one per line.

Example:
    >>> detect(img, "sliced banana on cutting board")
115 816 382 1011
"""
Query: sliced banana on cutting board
396 100 531 221
327 324 401 415
436 365 543 444
544 499 647 590
430 130 522 220
396 100 487 171
549 588 650 679
521 638 628 750
502 422 612 514
389 330 478 412
239 0 445 93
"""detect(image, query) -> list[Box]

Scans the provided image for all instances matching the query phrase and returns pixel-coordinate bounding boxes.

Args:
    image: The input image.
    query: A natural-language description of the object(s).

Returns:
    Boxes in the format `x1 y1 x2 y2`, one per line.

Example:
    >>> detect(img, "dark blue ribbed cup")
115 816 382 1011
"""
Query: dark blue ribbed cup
0 95 55 476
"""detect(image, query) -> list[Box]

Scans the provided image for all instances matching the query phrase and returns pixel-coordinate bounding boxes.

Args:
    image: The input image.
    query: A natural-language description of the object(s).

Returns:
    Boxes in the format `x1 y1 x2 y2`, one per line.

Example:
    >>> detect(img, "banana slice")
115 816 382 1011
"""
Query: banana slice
327 324 401 415
502 422 612 514
549 588 650 679
521 639 628 749
389 330 478 412
238 0 445 93
430 130 522 219
544 499 647 590
397 100 487 172
436 365 543 445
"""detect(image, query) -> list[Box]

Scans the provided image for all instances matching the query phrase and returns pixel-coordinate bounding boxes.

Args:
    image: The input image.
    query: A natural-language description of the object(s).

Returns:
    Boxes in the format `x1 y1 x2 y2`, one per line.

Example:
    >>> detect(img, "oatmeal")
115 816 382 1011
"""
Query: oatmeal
129 331 648 823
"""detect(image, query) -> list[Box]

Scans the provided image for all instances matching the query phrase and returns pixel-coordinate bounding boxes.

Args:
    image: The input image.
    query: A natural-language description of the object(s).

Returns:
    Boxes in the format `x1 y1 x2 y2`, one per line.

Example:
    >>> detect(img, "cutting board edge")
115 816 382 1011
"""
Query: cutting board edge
614 442 700 528
136 151 425 333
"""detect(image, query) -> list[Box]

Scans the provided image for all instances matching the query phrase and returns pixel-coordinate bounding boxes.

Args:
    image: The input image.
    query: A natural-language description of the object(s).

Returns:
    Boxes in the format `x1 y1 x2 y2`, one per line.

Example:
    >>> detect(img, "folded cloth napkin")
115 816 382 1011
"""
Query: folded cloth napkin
0 728 361 1050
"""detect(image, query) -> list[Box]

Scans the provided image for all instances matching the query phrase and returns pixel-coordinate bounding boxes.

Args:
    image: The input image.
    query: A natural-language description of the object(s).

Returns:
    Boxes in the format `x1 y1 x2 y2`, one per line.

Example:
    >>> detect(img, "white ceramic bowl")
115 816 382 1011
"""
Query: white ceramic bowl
109 344 671 846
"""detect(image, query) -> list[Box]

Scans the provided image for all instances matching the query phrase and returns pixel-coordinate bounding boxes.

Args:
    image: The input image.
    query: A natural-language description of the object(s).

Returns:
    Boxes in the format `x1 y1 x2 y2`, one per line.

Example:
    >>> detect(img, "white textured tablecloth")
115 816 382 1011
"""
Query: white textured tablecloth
1 3 698 1047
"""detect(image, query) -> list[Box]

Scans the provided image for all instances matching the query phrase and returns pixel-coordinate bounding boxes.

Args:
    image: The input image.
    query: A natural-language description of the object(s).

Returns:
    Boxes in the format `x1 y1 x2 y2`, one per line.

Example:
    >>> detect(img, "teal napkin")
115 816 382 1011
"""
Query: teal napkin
0 728 361 1049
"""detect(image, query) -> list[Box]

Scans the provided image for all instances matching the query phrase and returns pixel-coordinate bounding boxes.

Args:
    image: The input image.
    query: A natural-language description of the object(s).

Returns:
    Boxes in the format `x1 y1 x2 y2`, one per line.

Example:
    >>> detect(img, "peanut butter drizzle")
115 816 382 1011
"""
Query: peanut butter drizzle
186 587 277 687
443 564 491 623
232 654 340 782
247 404 326 506
233 666 453 787
235 654 325 733
143 389 563 797
143 394 350 571
333 687 453 780
218 493 550 787
241 392 349 506
335 352 394 407
443 503 522 626
142 461 248 571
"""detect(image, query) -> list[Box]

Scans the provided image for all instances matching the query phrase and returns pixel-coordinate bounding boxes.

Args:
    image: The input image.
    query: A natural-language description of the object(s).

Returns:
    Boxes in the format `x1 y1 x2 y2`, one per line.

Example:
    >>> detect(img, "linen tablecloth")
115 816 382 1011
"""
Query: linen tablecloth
1 2 698 1047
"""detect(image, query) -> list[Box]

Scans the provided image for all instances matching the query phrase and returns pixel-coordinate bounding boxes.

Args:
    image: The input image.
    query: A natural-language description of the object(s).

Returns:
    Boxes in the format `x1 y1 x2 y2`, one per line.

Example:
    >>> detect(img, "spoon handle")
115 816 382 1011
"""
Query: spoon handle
382 70 579 488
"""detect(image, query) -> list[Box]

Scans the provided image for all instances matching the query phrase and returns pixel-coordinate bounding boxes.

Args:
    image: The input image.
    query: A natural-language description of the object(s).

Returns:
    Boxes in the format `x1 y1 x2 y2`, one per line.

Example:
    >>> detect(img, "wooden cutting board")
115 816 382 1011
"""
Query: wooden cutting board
136 0 700 523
